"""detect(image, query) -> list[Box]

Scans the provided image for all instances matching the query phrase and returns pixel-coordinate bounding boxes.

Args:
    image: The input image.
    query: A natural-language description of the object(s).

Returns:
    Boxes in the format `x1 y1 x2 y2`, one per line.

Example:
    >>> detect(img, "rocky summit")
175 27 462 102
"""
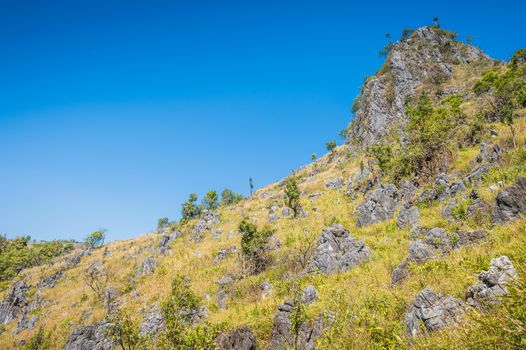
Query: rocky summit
1 23 526 350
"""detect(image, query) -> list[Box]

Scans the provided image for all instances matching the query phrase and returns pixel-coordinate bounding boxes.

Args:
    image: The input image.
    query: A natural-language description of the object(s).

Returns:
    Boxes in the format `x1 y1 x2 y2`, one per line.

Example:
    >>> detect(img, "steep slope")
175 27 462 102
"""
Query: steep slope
1 27 525 350
349 26 491 146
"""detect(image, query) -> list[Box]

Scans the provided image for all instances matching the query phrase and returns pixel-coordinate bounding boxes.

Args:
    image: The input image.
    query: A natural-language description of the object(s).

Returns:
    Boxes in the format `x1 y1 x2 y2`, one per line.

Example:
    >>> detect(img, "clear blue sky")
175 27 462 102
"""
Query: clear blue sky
1 0 525 242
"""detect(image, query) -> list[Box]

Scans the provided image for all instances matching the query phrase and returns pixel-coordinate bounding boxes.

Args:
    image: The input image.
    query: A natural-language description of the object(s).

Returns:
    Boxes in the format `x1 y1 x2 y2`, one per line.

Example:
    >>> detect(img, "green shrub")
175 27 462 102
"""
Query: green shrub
284 177 301 218
85 229 106 249
220 189 243 206
239 219 274 275
106 309 145 350
201 190 219 210
181 193 200 222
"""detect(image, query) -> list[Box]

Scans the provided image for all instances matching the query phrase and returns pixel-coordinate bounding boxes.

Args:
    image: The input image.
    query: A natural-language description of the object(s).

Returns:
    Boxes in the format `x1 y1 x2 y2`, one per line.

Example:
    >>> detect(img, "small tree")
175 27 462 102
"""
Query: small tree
85 229 106 249
220 189 243 206
106 309 144 350
284 177 301 218
181 193 200 222
325 141 336 153
434 16 440 28
311 153 317 161
157 217 169 230
239 219 274 275
249 177 254 196
83 262 109 300
201 190 219 210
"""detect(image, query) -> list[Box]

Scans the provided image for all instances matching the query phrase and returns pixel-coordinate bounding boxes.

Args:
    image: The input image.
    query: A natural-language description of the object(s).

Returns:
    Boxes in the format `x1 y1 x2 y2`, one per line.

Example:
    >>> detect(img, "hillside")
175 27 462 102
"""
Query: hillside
1 26 526 350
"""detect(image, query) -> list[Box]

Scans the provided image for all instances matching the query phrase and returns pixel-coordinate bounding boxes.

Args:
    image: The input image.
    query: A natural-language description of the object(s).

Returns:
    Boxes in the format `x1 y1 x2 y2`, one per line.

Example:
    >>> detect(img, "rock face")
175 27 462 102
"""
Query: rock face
397 206 420 230
325 178 343 190
0 281 29 325
192 210 220 242
476 142 500 163
136 256 158 277
391 228 487 284
267 300 328 350
356 184 398 227
349 26 489 146
307 224 371 274
216 326 257 350
405 288 465 338
140 307 165 336
466 256 517 308
494 177 526 223
65 320 113 350
302 285 318 305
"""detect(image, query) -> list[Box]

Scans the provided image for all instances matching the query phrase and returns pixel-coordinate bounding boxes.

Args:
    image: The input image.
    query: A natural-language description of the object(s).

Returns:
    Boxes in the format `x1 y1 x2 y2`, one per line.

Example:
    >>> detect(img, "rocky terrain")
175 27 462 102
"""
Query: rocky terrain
1 26 525 349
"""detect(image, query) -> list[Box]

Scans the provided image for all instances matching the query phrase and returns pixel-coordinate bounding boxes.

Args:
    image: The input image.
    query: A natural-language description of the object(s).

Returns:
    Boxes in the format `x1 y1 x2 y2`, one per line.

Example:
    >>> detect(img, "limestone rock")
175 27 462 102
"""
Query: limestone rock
494 177 526 223
0 281 30 325
397 206 419 230
308 224 370 274
405 288 465 337
466 256 517 308
217 326 257 350
302 285 318 305
356 184 398 227
136 256 158 277
65 320 113 350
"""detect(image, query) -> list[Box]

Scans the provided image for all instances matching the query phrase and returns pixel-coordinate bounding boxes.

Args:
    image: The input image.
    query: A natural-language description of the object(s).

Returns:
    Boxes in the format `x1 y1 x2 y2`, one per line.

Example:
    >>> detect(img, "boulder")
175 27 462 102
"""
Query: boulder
217 326 257 350
267 300 328 350
301 286 318 305
405 288 465 337
325 178 344 190
40 269 65 288
397 206 419 230
398 180 418 205
466 256 517 309
136 256 158 277
139 306 165 336
476 142 500 163
0 281 30 325
307 224 371 274
465 164 490 185
356 184 398 227
261 280 273 300
418 188 437 205
494 177 526 223
65 320 113 350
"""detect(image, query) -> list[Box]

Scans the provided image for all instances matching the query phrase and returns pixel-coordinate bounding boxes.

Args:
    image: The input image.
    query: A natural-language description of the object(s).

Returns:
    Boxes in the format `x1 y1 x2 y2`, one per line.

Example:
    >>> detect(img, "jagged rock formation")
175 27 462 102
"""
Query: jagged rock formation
140 306 165 336
397 206 420 229
307 224 371 274
349 26 490 146
267 300 331 350
466 256 517 308
216 326 257 350
494 176 526 223
136 255 158 276
302 285 318 305
65 320 113 350
356 183 398 227
392 228 487 284
192 210 220 242
405 287 465 338
0 281 29 325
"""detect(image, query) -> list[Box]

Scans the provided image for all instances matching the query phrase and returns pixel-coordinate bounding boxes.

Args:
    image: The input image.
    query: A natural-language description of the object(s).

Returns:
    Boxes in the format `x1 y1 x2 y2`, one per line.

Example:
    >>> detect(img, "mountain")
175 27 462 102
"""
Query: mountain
0 26 525 350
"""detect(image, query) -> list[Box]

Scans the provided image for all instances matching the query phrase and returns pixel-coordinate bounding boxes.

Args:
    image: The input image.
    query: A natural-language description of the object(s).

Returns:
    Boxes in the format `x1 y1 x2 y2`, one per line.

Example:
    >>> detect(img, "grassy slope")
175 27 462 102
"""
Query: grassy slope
1 77 526 349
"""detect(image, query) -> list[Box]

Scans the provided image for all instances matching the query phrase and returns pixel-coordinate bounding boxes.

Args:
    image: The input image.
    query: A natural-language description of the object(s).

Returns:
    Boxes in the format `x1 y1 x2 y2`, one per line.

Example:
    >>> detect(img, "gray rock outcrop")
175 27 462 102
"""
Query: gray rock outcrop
356 184 398 227
494 177 526 223
307 224 370 274
466 256 517 308
349 26 489 147
397 206 420 230
216 326 257 350
0 281 29 325
65 320 114 350
405 287 465 338
136 256 158 277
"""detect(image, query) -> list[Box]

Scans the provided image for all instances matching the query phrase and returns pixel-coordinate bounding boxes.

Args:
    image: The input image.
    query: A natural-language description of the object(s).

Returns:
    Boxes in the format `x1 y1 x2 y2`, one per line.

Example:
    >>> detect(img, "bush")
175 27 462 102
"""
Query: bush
23 327 53 350
85 229 106 249
181 193 200 222
220 189 243 206
159 275 223 349
157 217 169 230
0 235 74 289
239 219 274 275
326 141 337 152
106 309 144 350
201 190 219 211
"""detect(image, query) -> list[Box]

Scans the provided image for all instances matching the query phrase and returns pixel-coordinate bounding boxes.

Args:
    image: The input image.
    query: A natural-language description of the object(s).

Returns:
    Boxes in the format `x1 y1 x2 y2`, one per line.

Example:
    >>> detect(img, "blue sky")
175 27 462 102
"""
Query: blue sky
1 0 525 242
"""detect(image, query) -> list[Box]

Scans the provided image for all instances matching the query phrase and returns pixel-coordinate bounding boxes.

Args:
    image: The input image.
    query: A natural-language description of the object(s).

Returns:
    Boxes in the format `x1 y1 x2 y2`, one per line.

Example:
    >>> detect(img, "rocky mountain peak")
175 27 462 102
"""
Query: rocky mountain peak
349 26 491 147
